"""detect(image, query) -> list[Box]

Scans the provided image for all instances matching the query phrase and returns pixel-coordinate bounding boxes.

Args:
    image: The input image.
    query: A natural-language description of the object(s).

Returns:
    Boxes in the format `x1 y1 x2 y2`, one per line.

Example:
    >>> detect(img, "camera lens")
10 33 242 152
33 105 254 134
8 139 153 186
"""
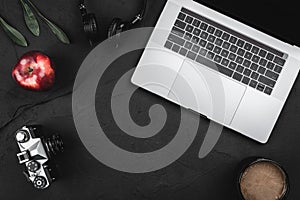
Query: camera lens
44 135 64 156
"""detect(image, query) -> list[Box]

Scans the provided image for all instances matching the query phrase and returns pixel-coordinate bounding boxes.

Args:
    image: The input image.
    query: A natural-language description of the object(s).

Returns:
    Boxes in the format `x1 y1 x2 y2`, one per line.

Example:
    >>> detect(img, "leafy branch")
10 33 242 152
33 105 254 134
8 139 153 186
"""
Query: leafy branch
0 0 70 46
23 0 70 44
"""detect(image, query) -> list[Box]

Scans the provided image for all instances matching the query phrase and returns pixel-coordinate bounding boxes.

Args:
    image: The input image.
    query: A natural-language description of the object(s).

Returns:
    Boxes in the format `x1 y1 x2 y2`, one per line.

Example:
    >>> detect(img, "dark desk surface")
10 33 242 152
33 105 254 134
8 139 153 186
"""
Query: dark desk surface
0 0 299 199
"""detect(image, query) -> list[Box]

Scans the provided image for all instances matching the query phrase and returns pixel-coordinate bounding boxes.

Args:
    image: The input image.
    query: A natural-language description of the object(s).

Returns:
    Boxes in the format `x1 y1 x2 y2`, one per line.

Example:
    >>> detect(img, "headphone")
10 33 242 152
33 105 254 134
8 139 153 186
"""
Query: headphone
79 0 147 44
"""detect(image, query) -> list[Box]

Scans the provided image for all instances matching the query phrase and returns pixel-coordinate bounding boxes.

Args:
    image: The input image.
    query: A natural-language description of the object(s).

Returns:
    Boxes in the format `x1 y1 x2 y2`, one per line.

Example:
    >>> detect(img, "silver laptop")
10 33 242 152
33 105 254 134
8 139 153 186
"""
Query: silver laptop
131 0 300 143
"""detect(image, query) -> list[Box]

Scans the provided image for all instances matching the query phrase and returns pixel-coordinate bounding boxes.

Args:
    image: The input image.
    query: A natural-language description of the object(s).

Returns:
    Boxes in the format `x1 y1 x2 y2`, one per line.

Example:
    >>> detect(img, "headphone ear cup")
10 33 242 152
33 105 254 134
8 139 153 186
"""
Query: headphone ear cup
83 13 98 35
108 18 122 38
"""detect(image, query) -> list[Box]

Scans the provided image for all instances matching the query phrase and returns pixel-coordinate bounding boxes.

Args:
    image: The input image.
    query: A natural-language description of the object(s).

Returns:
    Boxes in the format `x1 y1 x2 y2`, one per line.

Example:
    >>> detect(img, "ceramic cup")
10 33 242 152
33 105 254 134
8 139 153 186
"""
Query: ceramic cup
237 157 289 200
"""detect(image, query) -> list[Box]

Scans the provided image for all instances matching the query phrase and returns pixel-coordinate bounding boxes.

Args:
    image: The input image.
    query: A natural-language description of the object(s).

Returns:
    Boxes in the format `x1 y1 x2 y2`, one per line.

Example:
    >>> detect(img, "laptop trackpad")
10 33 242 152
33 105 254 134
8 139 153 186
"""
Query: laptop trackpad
167 60 246 125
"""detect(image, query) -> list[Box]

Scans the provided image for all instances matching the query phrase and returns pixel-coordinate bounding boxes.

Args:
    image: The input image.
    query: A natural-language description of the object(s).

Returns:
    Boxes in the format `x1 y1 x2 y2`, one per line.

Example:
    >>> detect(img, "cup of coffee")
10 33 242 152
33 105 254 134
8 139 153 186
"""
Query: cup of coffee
238 158 289 200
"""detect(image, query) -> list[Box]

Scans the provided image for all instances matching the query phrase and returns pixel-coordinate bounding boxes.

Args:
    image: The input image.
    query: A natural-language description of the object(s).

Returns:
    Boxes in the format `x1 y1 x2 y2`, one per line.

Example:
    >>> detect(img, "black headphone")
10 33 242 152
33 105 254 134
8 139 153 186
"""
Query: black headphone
79 0 147 44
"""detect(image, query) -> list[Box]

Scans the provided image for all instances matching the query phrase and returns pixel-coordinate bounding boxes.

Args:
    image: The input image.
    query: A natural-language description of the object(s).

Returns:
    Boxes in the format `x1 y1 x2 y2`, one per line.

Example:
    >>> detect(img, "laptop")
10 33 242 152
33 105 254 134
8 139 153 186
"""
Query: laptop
131 0 300 143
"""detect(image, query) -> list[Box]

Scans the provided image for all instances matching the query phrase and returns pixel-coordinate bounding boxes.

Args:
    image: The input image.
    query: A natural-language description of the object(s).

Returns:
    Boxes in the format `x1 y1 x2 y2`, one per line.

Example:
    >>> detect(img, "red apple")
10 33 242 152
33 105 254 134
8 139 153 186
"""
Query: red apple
12 51 55 91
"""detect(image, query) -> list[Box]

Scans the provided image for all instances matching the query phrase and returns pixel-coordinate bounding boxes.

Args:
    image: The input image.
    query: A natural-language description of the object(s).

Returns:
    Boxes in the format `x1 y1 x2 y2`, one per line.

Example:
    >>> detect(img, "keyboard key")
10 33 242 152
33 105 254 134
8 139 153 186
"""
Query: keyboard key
265 70 279 80
171 27 185 37
229 36 237 44
192 45 200 53
175 20 186 29
267 62 275 70
200 22 208 30
221 49 229 58
215 38 223 46
233 72 243 81
192 19 201 27
259 58 267 66
199 48 208 56
171 44 180 52
179 48 188 56
274 65 282 73
185 16 193 23
213 46 222 54
266 53 274 61
185 25 193 33
251 46 259 54
207 26 215 34
229 62 237 70
184 41 192 49
199 39 207 47
208 35 216 43
251 72 259 80
191 36 200 44
242 59 251 68
184 33 192 41
193 28 201 36
214 29 223 37
237 39 245 47
236 56 244 64
200 32 208 39
250 63 259 71
258 49 267 57
243 68 252 76
229 45 238 53
168 34 185 46
222 33 230 41
258 75 276 88
258 66 266 74
249 80 258 88
214 55 222 63
257 83 265 91
164 41 173 49
251 55 260 63
187 51 197 60
219 67 234 77
245 52 253 60
242 77 250 85
206 43 214 51
228 53 236 61
206 51 215 60
222 42 230 49
274 56 286 66
221 58 229 66
236 65 244 73
195 55 233 77
264 87 273 95
237 48 245 56
178 12 186 21
244 43 252 51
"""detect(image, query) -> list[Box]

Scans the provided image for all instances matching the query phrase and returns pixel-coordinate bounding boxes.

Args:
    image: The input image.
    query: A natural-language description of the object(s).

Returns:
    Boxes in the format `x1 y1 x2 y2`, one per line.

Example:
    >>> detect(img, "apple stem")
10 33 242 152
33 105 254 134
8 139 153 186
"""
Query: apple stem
27 66 34 73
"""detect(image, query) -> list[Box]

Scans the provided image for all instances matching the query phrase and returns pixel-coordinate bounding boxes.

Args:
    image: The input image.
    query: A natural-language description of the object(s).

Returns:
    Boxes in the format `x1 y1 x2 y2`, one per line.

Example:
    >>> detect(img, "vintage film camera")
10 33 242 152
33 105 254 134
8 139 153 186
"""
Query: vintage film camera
15 125 63 189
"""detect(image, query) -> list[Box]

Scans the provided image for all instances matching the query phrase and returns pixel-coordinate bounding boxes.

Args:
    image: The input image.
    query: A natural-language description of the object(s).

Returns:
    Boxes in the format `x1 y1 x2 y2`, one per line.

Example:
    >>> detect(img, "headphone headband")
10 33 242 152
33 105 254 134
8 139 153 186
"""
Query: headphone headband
130 0 148 25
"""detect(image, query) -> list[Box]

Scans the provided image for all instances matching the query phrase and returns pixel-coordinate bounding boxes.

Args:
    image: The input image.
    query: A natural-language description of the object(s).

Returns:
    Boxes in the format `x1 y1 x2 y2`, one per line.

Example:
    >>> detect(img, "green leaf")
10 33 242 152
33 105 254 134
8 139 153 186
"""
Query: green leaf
0 16 28 47
20 0 40 36
42 17 70 44
25 0 70 44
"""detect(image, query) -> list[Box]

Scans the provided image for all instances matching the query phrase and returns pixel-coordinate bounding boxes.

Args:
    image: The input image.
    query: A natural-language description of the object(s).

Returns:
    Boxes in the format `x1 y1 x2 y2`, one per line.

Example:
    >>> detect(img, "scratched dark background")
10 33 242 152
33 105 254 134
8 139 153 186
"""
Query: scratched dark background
0 0 299 199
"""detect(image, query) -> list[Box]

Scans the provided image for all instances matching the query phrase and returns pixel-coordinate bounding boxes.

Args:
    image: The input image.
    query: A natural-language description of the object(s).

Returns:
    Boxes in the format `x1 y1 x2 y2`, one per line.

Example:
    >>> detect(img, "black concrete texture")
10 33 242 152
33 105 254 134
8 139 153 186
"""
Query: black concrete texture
0 0 299 199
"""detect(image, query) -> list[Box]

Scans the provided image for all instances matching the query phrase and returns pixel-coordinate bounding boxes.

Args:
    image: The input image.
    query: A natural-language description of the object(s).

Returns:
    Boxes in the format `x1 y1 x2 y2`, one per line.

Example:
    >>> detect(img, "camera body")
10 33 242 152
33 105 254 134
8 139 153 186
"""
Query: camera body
15 126 63 189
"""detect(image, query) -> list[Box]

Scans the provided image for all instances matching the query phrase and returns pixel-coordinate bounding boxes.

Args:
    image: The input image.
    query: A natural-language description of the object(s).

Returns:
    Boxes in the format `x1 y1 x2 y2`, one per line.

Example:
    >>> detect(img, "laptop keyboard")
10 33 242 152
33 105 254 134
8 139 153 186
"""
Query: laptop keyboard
164 8 288 95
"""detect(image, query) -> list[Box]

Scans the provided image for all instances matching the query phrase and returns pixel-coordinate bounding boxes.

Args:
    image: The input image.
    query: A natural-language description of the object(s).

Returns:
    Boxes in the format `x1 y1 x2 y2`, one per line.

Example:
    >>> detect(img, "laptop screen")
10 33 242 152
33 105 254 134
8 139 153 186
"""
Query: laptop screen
192 0 299 45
